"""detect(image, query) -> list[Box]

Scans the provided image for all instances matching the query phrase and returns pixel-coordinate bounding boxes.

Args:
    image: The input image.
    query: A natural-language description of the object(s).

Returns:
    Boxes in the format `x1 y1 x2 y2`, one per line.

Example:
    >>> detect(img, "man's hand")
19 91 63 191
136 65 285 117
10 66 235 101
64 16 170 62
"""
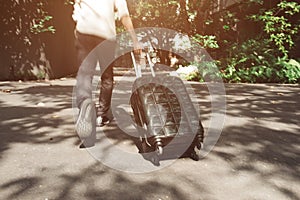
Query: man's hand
133 41 142 55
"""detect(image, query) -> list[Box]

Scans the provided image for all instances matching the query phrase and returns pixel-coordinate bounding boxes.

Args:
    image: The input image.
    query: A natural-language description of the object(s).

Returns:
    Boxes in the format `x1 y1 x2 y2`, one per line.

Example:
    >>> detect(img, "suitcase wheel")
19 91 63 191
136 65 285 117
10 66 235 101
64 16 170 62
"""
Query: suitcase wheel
192 143 202 161
190 151 199 161
151 154 160 166
156 146 163 155
141 139 149 153
197 142 202 150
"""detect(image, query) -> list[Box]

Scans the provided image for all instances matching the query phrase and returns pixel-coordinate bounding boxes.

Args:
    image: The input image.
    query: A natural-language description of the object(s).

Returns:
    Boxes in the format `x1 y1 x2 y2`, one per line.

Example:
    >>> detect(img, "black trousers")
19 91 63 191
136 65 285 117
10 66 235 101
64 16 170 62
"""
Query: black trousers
75 31 116 117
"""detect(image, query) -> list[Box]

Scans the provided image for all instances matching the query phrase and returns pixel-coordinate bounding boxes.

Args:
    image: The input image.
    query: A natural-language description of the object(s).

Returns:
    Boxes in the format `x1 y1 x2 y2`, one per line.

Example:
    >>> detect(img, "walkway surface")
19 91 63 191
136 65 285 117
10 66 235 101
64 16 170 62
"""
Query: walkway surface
0 75 299 200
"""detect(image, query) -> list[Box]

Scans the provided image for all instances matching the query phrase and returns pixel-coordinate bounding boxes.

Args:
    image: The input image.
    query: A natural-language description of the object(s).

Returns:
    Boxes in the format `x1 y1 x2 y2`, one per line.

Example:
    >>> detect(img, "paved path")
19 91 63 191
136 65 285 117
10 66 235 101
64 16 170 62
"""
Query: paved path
0 77 299 200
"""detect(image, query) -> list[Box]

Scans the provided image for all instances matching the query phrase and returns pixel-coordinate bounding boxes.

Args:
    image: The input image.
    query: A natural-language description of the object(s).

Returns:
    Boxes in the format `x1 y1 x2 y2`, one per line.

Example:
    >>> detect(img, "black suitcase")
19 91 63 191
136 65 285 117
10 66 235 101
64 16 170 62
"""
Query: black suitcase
130 51 204 165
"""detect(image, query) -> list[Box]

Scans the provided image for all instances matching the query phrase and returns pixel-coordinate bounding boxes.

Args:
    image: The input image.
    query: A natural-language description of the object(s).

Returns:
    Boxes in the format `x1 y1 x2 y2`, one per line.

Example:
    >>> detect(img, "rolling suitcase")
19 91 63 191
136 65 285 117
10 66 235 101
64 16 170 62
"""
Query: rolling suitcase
130 51 204 166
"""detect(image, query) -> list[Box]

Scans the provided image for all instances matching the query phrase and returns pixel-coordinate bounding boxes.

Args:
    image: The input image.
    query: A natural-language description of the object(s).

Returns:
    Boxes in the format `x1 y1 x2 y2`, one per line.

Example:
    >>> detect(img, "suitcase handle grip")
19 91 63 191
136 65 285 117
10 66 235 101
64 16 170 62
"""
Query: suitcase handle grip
131 51 156 78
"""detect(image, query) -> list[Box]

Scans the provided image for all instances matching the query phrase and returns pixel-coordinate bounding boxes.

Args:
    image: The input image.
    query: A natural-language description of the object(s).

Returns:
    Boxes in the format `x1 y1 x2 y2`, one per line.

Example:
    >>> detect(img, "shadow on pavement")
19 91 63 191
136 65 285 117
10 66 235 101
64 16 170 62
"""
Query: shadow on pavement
1 163 200 200
0 84 76 160
0 79 299 200
212 84 300 200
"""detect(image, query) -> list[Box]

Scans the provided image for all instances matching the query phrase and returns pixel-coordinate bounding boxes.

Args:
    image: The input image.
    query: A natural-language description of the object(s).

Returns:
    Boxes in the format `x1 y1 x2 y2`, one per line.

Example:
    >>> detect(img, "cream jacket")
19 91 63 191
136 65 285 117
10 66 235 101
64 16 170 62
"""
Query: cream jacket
72 0 130 39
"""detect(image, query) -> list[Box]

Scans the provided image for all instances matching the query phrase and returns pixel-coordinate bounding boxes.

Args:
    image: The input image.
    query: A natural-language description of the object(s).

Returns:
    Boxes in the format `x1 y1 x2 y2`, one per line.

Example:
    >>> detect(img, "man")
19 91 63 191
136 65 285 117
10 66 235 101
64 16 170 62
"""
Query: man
72 0 141 148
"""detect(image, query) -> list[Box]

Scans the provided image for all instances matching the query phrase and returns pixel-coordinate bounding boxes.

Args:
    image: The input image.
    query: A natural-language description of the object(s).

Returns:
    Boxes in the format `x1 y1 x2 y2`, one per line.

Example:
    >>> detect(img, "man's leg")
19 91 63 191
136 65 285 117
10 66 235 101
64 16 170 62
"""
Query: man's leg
96 64 114 126
75 32 105 147
96 40 116 126
75 32 104 107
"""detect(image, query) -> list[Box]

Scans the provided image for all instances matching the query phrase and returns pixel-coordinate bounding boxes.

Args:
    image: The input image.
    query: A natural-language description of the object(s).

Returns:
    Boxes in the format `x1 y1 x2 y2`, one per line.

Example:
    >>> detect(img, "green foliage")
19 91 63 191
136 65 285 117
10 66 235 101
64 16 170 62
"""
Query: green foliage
31 1 55 34
126 0 299 83
277 58 300 83
221 39 274 82
128 0 179 29
31 15 55 34
0 0 55 80
198 61 222 82
180 70 201 82
1 0 298 83
251 0 300 56
192 34 219 49
127 0 208 35
220 38 300 83
205 9 241 51
204 0 300 83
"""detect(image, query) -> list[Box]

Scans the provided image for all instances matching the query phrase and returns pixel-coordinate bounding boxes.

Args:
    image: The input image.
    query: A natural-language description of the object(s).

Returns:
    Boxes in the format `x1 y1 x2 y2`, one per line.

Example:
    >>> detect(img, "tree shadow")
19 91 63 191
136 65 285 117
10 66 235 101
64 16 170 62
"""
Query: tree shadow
1 79 299 199
0 83 76 162
1 177 41 200
214 123 299 200
224 84 300 124
0 163 207 200
211 83 300 200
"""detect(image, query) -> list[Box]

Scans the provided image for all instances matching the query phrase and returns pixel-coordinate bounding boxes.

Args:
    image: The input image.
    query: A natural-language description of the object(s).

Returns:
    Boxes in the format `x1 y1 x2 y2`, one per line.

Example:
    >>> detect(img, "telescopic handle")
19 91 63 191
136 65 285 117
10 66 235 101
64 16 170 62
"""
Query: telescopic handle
131 51 156 78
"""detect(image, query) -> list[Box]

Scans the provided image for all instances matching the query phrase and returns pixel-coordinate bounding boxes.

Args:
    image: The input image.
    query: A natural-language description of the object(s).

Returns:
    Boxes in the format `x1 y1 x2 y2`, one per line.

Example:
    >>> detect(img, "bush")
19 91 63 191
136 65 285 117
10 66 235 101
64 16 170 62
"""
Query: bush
219 38 300 83
0 0 55 81
209 0 300 83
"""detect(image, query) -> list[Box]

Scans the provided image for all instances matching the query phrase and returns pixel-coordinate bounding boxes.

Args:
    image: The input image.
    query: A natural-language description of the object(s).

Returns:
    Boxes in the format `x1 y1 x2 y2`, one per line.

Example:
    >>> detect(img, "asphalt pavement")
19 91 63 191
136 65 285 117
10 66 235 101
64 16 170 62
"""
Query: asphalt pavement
0 75 299 200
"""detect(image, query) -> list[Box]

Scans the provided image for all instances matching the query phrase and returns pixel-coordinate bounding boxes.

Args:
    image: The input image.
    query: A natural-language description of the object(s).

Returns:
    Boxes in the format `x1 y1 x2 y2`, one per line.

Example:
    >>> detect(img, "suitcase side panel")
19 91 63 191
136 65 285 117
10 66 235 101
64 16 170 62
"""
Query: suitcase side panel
131 75 204 141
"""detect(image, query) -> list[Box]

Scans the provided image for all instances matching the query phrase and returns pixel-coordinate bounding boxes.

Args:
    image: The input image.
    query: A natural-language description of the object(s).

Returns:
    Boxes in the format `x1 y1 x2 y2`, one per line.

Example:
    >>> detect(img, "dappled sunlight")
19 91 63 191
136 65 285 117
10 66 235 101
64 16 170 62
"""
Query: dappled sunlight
0 163 194 200
0 78 299 199
0 80 76 162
